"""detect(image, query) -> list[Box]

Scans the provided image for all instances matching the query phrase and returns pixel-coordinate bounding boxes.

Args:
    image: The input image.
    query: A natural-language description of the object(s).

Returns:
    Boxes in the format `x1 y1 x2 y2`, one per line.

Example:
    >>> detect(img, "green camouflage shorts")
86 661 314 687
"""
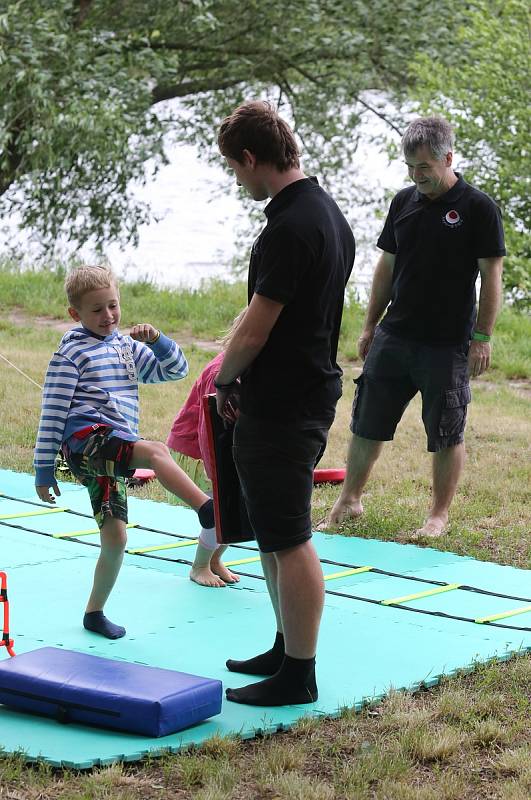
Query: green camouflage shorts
83 474 128 530
62 426 132 530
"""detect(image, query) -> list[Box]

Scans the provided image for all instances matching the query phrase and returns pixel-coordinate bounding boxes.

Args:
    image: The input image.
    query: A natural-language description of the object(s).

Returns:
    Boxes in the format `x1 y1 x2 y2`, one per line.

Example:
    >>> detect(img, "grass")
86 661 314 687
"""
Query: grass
1 659 528 798
0 267 530 798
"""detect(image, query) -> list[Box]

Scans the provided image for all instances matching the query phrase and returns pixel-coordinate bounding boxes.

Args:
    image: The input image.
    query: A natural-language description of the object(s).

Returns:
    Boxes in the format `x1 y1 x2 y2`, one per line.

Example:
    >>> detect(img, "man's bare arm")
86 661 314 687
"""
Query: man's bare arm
358 251 395 360
468 256 503 378
215 293 284 417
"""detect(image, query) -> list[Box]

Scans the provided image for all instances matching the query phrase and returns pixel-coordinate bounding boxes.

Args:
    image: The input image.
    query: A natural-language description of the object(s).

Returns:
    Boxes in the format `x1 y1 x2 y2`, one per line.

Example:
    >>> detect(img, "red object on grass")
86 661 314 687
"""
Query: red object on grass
313 468 346 484
132 468 156 481
132 467 346 486
0 571 16 657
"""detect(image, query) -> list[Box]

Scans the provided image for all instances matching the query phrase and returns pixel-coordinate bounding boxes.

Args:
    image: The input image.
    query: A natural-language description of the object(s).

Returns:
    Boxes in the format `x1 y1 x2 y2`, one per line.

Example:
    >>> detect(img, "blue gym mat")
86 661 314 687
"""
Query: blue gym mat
1 469 529 768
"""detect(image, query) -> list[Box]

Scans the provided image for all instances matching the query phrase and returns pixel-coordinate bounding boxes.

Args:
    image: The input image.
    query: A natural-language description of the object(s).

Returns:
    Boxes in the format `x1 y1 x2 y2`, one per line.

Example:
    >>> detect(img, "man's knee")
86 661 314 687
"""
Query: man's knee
274 540 309 558
351 434 385 453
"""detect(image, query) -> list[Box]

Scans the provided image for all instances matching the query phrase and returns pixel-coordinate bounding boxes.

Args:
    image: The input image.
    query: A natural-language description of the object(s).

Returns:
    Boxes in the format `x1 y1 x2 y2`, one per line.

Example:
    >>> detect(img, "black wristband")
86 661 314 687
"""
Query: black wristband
213 378 237 390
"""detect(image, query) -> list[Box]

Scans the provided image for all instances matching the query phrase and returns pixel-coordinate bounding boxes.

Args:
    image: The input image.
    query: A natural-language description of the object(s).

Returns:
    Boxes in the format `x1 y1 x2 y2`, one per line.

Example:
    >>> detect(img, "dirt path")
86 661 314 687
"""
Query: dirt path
6 309 221 352
4 309 531 398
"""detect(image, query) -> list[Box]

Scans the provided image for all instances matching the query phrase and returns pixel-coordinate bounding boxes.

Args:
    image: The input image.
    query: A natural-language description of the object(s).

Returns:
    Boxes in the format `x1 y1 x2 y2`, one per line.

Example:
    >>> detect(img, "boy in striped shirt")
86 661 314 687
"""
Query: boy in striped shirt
34 265 215 639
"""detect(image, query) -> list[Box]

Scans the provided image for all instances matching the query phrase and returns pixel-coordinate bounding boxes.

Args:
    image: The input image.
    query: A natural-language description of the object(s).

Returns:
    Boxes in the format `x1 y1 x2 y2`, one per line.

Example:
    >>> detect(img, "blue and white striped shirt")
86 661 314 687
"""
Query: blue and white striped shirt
34 327 188 486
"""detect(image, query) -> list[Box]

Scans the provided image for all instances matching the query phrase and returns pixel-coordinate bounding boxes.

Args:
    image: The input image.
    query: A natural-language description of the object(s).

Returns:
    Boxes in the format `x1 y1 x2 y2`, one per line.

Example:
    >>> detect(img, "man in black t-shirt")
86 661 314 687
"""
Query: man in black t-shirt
325 116 505 537
215 101 355 706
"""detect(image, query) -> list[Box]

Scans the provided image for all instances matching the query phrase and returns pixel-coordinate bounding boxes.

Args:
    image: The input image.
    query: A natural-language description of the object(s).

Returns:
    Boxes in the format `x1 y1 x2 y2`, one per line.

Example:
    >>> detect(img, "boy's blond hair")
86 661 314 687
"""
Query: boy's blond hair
65 265 119 309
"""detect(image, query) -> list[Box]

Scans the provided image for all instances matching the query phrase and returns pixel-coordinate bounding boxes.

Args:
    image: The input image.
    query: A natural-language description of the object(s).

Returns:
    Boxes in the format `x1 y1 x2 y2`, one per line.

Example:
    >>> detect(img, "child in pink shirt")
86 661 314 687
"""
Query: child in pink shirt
167 314 245 587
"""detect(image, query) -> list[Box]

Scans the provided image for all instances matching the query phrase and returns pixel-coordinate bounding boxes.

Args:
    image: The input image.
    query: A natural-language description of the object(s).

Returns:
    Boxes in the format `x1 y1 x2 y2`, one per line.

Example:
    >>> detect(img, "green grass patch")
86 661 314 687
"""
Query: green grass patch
3 259 527 375
0 262 529 799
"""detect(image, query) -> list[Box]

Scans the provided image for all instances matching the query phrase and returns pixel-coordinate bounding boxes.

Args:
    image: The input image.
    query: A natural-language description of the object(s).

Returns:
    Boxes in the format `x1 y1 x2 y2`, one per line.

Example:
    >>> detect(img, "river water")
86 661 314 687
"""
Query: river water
106 135 405 297
2 108 406 296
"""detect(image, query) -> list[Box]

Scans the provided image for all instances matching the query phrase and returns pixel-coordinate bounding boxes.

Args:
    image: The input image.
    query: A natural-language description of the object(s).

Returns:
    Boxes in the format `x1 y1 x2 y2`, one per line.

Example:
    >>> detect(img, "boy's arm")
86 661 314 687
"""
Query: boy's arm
131 327 188 384
34 353 79 499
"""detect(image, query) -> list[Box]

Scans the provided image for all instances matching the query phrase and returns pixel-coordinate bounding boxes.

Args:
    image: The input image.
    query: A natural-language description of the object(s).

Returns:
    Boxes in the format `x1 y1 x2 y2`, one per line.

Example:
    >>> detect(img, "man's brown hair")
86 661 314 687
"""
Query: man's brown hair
218 101 300 171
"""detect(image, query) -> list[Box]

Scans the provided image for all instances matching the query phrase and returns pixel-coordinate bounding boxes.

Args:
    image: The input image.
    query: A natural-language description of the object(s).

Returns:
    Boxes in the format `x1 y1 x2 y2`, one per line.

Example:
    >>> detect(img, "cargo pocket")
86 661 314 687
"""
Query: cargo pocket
438 385 471 438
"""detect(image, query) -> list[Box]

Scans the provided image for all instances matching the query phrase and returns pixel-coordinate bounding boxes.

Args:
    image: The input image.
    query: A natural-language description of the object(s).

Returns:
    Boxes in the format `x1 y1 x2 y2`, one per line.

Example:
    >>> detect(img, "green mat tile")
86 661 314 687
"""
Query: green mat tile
0 469 529 769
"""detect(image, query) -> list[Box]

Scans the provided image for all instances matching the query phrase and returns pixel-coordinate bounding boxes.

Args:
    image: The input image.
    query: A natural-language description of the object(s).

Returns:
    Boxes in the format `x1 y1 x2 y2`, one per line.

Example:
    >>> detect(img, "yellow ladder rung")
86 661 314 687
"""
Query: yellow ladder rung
381 583 461 606
475 604 531 624
54 523 139 538
324 566 373 581
224 556 261 567
127 539 198 555
0 507 68 520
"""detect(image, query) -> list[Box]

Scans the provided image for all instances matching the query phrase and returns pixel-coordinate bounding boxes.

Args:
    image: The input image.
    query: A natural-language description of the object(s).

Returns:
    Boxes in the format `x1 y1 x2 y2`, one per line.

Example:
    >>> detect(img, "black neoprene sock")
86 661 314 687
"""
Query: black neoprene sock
225 654 318 706
83 611 126 640
198 498 215 529
226 631 285 675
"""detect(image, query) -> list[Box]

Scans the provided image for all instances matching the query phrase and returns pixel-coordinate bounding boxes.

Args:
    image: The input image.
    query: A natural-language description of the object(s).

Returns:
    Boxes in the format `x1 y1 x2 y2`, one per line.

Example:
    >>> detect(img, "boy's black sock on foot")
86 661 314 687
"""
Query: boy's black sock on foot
198 498 215 529
83 611 126 640
225 654 317 706
226 631 285 675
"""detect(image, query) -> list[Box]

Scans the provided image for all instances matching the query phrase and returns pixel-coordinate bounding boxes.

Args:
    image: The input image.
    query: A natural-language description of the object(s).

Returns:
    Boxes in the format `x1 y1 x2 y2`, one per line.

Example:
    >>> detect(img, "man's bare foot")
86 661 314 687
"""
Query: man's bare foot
317 498 363 530
190 566 227 587
211 561 240 584
412 515 448 538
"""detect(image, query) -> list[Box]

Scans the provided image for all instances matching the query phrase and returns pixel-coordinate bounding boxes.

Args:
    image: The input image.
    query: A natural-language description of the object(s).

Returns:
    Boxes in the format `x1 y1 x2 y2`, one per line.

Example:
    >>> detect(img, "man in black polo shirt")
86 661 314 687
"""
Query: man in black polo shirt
215 100 355 706
325 116 505 537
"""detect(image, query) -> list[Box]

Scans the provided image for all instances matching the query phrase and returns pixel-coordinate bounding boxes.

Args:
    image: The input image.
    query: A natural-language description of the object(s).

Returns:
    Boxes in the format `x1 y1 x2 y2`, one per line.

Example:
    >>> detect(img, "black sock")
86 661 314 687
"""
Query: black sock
83 611 126 640
198 499 215 529
226 631 285 675
225 654 317 706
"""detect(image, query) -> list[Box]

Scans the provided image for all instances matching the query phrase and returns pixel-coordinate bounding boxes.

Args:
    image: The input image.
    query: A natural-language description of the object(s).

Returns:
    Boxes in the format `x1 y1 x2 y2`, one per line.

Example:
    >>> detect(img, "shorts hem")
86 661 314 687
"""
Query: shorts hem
95 509 128 530
428 434 465 453
350 424 394 443
258 532 312 554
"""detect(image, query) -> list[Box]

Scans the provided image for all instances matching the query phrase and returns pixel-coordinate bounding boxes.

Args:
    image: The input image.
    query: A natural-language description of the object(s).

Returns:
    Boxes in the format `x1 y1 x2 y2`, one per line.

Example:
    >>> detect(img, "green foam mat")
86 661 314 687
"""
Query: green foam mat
1 469 529 768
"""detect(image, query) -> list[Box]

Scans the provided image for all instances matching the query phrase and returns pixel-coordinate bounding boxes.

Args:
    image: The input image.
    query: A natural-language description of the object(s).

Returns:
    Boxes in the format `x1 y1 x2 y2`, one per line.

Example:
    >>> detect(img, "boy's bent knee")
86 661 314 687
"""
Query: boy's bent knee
144 440 171 461
133 439 171 468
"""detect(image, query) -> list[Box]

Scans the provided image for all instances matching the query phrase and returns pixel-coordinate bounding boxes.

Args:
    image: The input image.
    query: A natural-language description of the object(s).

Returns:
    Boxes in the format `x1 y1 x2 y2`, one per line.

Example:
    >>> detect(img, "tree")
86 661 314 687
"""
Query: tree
0 0 465 251
410 0 530 305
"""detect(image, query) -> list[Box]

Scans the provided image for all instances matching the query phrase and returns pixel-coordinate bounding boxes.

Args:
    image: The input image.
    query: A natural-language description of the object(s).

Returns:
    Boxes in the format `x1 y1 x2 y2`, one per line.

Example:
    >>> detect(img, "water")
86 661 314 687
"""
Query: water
105 136 405 296
106 147 243 289
1 109 406 295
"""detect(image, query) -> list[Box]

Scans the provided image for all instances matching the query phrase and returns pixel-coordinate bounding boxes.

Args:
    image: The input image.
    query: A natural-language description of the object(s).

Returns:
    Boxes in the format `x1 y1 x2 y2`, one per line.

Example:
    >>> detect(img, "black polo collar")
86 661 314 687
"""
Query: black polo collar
264 176 319 219
413 172 467 204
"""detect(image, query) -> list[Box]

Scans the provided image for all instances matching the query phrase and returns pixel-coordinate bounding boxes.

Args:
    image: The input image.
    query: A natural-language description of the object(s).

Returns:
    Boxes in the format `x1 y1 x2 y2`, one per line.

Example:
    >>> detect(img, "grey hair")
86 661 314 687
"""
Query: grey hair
402 117 455 161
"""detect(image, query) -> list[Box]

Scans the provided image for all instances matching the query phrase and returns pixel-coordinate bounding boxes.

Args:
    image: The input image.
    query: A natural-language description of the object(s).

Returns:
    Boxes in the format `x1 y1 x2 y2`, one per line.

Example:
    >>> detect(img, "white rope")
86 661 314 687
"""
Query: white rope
0 351 43 390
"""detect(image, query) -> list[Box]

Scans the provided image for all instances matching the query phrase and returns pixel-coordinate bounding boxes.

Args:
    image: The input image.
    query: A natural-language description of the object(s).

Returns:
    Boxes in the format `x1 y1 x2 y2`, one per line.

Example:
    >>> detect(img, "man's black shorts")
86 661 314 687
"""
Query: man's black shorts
232 413 329 553
351 327 471 452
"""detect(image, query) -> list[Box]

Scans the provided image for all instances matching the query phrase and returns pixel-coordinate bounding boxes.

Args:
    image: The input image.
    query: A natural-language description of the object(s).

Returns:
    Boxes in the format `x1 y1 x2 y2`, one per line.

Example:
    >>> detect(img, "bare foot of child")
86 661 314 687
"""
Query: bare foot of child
211 561 240 584
190 565 227 588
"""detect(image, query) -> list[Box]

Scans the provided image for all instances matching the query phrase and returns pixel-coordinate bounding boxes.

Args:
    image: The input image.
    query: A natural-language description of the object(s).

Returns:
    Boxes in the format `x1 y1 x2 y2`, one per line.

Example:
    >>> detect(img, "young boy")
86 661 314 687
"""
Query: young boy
34 265 215 639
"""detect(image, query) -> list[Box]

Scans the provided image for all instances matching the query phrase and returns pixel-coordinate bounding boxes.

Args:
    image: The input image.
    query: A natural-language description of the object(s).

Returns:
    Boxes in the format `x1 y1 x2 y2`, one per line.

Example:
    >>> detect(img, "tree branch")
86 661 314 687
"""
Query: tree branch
72 0 94 29
353 95 404 137
291 63 404 137
0 125 24 195
152 76 248 103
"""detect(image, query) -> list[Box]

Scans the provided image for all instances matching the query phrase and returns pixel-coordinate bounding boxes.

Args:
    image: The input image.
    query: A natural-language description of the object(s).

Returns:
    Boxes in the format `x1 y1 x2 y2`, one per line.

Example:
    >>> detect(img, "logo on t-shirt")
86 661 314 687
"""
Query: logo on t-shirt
443 209 463 228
